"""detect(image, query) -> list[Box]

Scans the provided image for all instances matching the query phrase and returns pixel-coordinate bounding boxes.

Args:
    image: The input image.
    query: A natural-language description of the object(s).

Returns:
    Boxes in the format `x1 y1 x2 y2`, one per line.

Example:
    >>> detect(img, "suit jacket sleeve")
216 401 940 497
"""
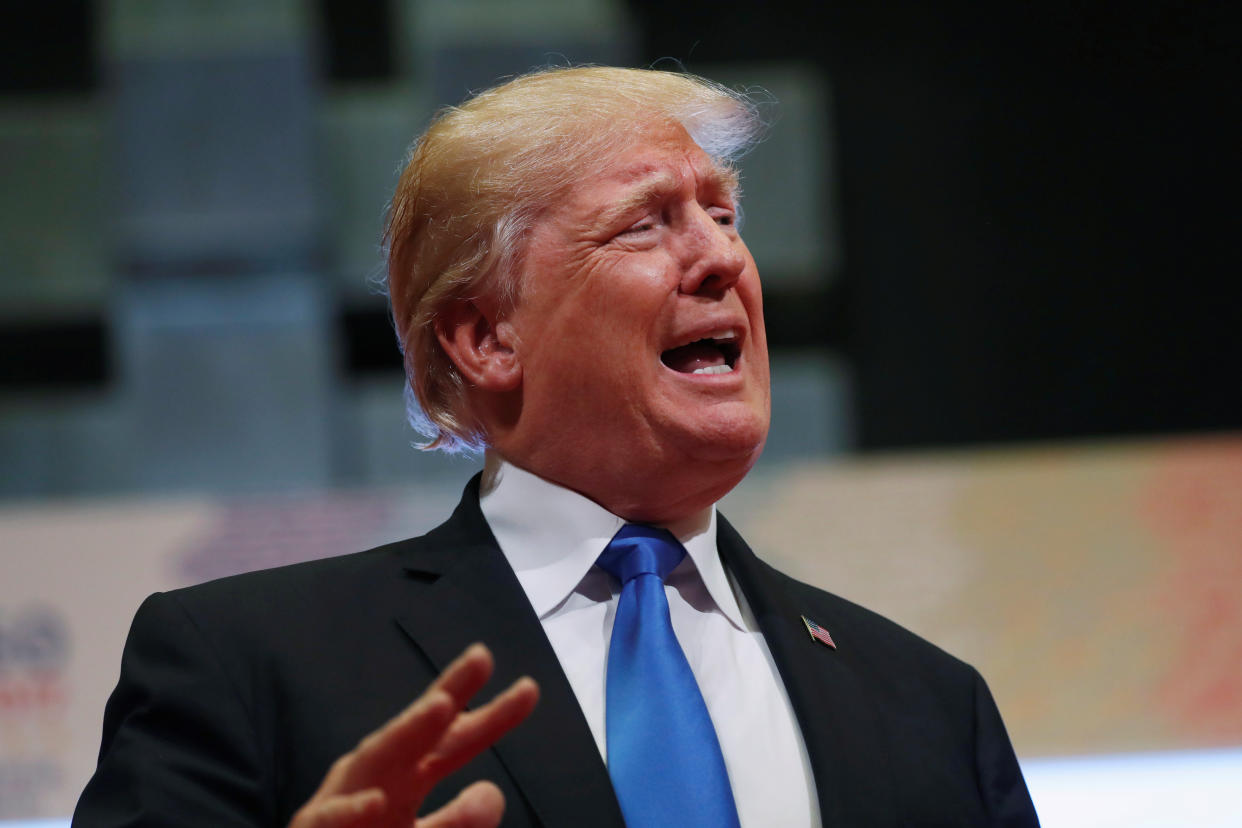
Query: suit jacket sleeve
73 591 273 827
972 669 1040 827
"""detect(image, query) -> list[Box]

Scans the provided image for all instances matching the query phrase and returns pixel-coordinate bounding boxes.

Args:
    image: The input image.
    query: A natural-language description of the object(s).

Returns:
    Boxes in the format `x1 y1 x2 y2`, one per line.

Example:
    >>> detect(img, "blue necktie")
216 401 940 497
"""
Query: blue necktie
597 524 742 828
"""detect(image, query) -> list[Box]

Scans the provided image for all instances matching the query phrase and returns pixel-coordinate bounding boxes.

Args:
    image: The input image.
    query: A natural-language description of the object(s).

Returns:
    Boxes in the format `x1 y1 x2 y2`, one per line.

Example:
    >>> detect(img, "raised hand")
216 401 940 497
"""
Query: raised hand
288 643 539 828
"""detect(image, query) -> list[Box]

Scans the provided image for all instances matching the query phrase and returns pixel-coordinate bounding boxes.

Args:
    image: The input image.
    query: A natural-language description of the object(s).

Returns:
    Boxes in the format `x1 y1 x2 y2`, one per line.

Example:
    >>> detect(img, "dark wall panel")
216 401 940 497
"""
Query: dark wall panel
630 0 1242 448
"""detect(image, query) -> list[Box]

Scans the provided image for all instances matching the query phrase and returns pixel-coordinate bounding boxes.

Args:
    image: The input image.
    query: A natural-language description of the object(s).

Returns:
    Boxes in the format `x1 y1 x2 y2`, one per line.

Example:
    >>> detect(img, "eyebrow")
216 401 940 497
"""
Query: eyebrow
589 164 741 231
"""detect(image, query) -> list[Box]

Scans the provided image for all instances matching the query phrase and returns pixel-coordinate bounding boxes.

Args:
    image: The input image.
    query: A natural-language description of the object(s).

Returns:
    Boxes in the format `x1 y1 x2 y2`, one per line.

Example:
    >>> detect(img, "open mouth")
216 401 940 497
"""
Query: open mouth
660 330 741 375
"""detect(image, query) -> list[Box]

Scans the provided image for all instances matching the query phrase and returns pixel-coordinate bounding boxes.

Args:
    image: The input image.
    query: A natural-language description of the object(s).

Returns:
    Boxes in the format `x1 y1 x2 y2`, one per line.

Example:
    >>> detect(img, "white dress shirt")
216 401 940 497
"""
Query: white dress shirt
479 458 820 828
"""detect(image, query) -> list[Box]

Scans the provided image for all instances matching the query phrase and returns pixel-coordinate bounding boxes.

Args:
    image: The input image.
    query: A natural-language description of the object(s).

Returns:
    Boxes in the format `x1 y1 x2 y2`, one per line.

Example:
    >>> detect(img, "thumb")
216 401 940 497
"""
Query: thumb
415 780 505 828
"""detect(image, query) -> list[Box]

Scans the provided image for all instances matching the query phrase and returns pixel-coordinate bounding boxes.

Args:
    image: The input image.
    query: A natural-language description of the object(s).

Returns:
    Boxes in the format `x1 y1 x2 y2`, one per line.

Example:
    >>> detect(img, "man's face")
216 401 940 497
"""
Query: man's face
496 122 770 521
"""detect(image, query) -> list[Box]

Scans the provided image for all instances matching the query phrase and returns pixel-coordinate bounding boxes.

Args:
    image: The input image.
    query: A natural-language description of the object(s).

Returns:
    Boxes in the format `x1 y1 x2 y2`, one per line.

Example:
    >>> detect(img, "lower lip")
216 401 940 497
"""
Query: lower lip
659 357 745 385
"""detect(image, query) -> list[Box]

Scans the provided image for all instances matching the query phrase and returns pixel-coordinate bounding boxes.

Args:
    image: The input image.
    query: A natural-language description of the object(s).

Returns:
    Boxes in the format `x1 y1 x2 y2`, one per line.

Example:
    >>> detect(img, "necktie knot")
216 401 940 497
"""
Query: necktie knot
597 524 686 585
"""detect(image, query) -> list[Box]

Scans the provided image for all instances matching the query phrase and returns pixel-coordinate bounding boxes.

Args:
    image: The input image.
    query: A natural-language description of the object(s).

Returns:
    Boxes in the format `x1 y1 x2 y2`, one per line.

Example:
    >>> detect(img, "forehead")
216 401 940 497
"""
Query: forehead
563 123 737 212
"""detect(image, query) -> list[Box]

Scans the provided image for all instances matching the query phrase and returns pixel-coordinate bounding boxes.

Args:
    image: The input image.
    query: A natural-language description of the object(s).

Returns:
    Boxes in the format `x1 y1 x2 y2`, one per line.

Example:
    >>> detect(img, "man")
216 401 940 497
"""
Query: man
75 67 1039 827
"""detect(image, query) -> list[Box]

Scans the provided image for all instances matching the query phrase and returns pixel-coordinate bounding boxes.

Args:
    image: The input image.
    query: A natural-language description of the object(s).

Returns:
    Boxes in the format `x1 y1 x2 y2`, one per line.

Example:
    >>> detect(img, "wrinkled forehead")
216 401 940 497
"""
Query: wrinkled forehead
559 119 740 207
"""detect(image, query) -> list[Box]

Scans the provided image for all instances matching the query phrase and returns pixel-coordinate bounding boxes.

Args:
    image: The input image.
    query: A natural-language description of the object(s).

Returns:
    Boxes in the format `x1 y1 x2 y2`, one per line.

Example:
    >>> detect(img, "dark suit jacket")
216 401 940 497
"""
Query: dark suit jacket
75 477 1038 827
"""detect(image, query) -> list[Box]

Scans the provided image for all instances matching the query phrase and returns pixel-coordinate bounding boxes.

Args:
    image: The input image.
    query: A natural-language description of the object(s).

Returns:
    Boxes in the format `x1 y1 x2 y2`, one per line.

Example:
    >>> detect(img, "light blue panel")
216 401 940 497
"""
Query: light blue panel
401 0 636 97
111 50 319 270
0 392 134 497
318 88 431 296
114 273 334 493
760 350 854 466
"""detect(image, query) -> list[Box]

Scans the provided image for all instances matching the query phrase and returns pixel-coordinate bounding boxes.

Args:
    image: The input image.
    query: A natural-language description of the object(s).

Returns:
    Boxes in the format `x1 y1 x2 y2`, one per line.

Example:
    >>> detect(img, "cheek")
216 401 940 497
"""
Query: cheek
513 253 674 395
575 260 670 337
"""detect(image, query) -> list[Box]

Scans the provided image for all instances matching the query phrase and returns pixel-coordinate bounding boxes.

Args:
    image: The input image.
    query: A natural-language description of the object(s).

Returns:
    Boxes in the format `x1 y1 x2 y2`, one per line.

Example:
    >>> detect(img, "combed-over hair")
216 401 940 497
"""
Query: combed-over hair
384 65 763 452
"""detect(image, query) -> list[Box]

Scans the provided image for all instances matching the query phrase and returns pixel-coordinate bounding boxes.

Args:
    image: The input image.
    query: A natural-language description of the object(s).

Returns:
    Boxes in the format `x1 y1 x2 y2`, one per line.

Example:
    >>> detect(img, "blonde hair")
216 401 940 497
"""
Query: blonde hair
384 65 763 452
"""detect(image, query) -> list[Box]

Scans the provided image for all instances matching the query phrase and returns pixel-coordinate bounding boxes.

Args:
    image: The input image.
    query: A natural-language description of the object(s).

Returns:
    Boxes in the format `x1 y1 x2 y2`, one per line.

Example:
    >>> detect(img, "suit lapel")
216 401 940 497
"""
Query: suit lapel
717 515 900 828
394 480 625 828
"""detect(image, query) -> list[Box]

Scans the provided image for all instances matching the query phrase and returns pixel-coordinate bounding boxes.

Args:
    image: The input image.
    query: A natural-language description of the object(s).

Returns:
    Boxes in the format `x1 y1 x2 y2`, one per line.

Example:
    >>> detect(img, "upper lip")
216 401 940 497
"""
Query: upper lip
662 318 748 352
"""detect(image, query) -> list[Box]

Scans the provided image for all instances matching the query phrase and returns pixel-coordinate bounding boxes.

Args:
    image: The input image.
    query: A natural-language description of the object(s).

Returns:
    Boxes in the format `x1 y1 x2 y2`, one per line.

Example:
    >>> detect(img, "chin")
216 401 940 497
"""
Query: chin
685 431 766 470
675 406 770 464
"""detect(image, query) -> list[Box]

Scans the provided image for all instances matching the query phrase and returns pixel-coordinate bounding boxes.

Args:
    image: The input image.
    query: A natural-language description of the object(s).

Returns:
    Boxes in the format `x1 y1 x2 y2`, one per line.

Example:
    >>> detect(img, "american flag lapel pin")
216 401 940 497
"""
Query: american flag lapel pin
801 615 836 649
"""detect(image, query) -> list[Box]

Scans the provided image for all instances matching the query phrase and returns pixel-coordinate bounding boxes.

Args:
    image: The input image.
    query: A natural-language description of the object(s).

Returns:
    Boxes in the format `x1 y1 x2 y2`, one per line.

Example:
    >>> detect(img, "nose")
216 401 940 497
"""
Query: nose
678 207 748 298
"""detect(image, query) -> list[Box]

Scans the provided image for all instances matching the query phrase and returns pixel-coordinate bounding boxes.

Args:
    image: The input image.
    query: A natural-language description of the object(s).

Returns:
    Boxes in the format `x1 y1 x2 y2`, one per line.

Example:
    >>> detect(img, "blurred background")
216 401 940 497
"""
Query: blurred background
2 0 1240 824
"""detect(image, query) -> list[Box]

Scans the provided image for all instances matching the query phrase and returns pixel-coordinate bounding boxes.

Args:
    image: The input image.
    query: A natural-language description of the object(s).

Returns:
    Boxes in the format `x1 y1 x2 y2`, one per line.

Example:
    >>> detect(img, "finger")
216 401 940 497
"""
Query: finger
428 643 495 708
330 687 456 791
333 643 493 790
416 780 506 828
417 677 539 782
289 788 385 828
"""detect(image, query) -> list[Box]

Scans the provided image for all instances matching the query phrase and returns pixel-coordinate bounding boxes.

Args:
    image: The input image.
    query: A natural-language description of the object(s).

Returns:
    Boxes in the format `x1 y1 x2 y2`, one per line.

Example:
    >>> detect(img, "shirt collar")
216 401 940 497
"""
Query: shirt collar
478 456 748 631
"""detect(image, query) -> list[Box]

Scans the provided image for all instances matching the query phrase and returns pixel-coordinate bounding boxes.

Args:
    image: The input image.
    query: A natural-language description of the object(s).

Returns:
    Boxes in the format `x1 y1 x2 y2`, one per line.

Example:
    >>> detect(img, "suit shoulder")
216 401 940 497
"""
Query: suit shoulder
139 529 465 669
166 536 415 611
163 475 489 617
760 558 978 680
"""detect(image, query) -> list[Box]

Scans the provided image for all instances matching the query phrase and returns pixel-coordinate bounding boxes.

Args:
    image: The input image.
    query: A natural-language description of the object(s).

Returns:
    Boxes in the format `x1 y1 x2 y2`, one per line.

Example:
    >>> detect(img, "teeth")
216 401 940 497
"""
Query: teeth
693 364 734 375
705 329 737 342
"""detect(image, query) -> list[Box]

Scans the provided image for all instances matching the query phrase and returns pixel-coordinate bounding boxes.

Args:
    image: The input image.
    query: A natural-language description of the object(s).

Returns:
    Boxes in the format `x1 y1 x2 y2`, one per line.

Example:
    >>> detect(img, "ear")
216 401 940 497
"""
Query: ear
434 299 522 392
